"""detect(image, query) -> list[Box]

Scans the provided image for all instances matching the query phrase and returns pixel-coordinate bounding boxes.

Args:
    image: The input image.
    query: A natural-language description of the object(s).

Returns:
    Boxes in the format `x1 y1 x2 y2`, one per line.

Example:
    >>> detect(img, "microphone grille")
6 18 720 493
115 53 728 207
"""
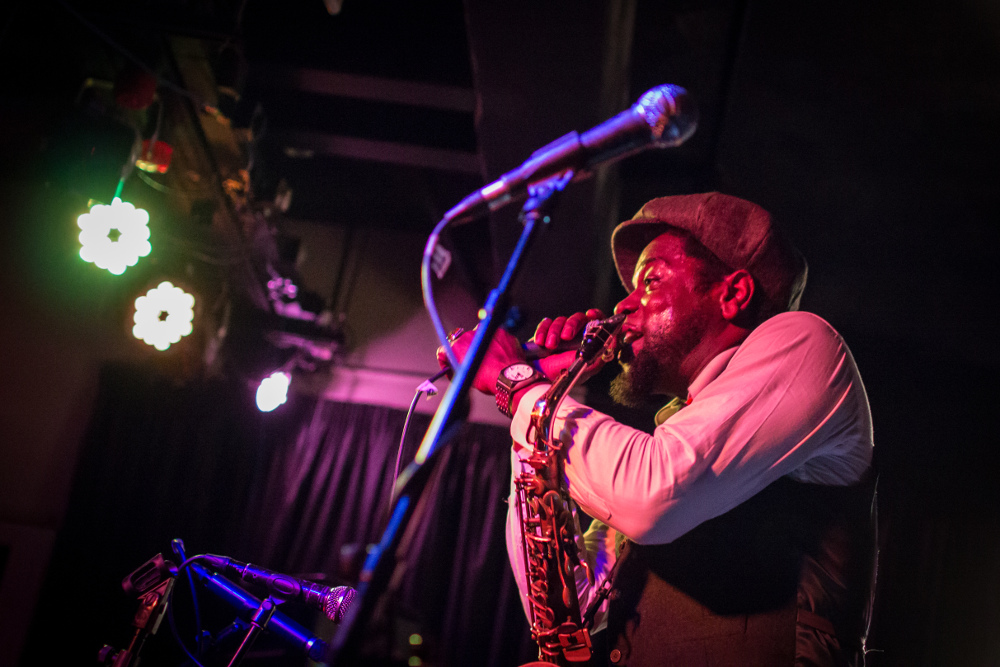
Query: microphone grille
636 84 698 148
324 585 358 623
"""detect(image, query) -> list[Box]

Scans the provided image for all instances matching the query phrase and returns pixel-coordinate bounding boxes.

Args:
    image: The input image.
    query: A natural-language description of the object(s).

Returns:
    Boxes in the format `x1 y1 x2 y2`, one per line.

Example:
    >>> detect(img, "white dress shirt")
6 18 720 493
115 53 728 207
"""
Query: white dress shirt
505 310 874 633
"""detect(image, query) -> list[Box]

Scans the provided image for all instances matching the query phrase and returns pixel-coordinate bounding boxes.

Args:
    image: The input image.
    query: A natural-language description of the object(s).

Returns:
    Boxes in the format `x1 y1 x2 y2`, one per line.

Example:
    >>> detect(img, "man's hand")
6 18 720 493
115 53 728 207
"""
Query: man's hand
532 308 606 381
436 325 526 395
434 308 608 397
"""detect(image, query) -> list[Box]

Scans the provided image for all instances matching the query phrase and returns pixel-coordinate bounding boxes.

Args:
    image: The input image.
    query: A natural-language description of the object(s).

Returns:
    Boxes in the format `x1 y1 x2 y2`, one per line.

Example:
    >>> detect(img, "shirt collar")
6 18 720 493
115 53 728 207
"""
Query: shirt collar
653 345 740 426
687 345 739 401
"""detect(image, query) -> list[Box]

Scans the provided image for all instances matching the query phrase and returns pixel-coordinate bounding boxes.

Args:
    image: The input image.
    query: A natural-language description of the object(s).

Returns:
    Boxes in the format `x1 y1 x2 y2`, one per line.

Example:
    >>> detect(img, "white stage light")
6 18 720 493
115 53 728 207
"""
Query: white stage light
256 371 291 412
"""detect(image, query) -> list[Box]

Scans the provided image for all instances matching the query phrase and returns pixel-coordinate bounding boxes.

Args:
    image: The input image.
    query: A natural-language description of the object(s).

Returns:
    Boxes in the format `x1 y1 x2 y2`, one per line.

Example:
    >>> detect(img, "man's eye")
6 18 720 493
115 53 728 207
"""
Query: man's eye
643 276 659 288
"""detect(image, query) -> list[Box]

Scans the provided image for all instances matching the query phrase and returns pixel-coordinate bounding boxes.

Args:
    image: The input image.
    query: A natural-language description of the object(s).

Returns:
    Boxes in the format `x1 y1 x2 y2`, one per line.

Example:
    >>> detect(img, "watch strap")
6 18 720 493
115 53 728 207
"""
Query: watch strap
495 364 545 418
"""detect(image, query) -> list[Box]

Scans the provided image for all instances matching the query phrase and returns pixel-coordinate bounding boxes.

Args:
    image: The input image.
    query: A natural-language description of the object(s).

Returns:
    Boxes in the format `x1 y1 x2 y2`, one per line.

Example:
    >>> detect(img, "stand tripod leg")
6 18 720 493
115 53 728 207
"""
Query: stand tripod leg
226 597 278 667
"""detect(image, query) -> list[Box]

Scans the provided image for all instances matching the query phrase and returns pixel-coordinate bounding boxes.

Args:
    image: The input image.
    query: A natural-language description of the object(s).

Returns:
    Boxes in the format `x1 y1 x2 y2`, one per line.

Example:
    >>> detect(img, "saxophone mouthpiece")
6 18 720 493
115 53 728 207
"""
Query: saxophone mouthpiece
579 314 627 363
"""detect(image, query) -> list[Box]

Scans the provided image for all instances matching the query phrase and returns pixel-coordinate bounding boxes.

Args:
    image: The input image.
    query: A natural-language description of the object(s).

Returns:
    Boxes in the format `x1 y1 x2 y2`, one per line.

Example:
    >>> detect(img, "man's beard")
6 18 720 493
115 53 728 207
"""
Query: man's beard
609 342 664 408
609 315 709 408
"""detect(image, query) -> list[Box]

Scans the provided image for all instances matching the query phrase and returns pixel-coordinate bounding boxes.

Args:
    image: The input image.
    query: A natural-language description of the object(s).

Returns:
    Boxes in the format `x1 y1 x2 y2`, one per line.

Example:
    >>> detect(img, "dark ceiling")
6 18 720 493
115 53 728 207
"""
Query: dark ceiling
2 0 997 399
6 1 996 357
11 0 1000 350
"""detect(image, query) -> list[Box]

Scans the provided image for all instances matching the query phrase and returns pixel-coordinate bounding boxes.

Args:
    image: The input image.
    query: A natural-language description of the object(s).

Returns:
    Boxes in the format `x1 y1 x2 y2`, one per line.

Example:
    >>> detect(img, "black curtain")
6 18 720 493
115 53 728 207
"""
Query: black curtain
22 362 536 666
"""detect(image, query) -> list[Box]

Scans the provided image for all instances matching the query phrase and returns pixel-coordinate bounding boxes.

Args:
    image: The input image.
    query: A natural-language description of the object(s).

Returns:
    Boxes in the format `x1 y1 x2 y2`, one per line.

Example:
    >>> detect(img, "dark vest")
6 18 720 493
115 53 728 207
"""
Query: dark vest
602 472 878 667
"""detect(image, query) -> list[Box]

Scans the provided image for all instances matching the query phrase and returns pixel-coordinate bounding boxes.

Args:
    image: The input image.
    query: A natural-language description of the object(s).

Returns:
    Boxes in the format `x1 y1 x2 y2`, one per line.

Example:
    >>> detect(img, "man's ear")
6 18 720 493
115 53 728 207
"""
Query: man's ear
719 269 755 321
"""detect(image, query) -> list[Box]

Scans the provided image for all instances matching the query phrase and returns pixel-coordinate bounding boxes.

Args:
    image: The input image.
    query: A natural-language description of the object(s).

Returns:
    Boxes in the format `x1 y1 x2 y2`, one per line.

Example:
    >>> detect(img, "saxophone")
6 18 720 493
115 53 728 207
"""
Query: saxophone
515 314 626 665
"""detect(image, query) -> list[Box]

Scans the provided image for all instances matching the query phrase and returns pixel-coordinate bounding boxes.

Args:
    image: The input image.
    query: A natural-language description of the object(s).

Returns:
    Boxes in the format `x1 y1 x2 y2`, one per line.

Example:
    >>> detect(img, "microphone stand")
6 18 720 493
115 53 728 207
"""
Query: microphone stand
325 170 575 665
226 596 278 667
190 562 329 661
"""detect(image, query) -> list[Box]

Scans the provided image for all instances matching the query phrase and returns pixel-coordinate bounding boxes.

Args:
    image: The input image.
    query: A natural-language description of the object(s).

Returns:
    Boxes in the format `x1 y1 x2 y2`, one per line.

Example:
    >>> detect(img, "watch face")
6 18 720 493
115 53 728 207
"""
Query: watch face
503 363 535 382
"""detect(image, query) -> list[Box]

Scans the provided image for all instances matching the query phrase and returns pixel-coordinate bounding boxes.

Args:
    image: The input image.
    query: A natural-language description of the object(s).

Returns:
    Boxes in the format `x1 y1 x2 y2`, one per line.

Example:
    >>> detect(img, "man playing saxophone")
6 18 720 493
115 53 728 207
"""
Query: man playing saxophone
441 192 876 667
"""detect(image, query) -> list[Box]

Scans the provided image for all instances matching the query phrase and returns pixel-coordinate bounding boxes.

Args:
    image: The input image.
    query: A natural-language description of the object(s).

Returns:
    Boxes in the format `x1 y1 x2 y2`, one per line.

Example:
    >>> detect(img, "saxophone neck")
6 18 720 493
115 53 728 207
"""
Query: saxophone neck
528 313 626 450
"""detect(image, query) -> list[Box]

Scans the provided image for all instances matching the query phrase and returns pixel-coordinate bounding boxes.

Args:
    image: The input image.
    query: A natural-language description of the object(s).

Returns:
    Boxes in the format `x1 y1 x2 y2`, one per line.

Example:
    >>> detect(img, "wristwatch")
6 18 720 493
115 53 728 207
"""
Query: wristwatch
495 362 546 418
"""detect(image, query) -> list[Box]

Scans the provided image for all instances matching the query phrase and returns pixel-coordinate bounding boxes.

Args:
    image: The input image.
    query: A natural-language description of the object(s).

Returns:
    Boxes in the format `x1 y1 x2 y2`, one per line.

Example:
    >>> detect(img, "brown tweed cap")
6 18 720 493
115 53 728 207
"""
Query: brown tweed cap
611 192 808 312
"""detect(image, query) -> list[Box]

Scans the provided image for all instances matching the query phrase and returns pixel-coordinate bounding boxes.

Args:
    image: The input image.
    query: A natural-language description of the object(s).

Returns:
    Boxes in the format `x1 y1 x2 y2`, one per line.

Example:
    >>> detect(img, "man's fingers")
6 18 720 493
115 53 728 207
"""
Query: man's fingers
562 309 606 339
563 312 591 338
545 316 569 347
533 317 553 346
534 310 608 349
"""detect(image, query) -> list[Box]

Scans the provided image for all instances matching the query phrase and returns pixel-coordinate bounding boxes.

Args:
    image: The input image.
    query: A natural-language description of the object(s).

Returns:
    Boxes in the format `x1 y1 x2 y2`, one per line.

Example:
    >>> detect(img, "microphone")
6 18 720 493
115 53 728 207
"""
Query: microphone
191 563 328 660
201 555 357 623
523 314 626 360
444 84 697 222
191 563 329 661
442 324 612 362
521 337 582 359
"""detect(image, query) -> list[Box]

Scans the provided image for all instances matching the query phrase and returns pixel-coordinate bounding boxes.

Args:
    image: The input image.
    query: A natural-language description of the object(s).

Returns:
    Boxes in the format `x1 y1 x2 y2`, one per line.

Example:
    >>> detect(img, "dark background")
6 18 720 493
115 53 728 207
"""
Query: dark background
1 0 998 665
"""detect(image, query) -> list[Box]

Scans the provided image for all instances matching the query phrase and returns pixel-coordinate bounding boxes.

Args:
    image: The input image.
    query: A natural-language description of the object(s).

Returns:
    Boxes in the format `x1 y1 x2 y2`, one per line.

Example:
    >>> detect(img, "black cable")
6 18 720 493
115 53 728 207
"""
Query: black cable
392 391 422 506
422 214 461 369
168 557 210 667
172 540 205 659
388 368 449 510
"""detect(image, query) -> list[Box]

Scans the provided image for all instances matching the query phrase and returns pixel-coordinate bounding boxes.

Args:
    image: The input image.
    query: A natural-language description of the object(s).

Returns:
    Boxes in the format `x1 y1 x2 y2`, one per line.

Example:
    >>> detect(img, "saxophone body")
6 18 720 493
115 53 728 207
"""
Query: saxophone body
515 314 625 665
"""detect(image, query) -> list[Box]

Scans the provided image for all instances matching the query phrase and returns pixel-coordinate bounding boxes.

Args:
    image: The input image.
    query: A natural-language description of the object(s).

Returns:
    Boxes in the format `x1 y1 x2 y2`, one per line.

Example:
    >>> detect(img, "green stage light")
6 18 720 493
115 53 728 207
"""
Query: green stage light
77 197 151 275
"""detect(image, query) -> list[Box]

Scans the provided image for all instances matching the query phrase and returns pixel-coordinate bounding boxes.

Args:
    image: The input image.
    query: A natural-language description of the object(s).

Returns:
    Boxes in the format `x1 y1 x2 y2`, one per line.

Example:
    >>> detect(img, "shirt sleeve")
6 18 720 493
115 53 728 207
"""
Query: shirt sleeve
510 311 873 546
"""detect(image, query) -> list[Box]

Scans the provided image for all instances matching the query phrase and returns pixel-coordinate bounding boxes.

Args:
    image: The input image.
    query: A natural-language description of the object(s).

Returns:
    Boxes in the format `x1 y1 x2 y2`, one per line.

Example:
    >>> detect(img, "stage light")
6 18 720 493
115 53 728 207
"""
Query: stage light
132 281 195 351
256 371 291 412
77 197 151 275
136 139 174 174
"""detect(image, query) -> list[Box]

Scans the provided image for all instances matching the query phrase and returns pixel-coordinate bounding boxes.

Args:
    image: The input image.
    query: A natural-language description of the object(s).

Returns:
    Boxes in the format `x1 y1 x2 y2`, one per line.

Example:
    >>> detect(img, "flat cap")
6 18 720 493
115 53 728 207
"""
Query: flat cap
611 192 807 312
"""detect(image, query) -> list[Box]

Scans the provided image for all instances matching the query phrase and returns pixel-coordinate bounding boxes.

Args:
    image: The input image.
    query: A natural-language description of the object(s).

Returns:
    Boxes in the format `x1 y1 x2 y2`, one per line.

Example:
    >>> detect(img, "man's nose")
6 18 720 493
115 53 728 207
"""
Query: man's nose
614 290 639 316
